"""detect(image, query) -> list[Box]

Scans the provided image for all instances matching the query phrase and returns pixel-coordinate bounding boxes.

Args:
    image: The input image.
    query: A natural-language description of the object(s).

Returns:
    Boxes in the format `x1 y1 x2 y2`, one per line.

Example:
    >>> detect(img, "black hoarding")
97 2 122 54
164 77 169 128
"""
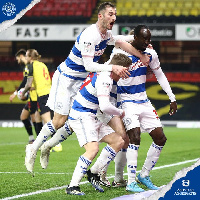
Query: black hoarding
119 24 175 41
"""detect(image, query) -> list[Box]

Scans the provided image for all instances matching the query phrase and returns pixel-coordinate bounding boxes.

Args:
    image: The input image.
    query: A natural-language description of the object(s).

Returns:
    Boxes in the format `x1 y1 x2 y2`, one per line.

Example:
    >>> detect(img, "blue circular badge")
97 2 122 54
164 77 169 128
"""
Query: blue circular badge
2 2 16 16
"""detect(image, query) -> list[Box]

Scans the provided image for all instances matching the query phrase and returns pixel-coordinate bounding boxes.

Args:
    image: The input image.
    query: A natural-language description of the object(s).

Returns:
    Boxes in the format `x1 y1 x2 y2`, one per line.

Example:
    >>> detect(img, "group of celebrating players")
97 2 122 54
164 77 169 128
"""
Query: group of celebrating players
11 2 177 196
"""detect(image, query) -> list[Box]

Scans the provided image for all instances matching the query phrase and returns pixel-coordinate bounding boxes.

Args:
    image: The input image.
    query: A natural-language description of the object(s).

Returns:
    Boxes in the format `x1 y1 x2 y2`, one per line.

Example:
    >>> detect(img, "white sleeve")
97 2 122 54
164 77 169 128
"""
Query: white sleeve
148 49 160 70
79 31 113 72
96 74 123 116
113 35 134 42
82 56 112 72
153 67 176 102
79 32 96 57
98 96 124 116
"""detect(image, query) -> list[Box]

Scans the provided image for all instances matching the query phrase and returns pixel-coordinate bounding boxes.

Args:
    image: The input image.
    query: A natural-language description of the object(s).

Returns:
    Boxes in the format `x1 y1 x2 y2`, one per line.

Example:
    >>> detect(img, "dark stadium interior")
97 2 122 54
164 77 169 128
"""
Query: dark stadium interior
0 0 200 74
0 0 199 122
0 0 200 73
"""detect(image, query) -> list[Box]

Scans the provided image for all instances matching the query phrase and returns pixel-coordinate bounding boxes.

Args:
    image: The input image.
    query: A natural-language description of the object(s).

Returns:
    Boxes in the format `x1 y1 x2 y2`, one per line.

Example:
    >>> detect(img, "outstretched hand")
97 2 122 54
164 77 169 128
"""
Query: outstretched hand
112 65 130 79
169 101 177 116
148 44 153 49
9 93 16 102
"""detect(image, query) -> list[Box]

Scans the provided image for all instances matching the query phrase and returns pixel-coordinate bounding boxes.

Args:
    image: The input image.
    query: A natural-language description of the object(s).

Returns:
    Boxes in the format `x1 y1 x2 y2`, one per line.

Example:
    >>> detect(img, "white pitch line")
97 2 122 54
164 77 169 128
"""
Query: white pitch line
0 172 70 175
106 158 199 178
1 158 198 200
0 142 26 146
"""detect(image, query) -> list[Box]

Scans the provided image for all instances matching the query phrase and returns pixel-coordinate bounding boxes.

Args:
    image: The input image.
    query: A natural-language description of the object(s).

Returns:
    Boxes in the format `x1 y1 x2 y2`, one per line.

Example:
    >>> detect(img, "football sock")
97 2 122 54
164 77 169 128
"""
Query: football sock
90 145 116 174
22 119 33 136
69 155 91 187
100 162 109 176
126 144 139 185
35 122 43 136
44 121 72 148
29 135 34 142
32 121 56 151
33 122 37 135
140 142 163 178
114 148 127 182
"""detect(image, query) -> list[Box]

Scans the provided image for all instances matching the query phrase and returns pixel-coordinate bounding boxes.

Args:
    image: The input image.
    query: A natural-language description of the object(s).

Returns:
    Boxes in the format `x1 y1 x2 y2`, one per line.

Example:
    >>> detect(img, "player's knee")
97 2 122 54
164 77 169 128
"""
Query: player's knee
128 132 141 145
115 128 127 141
52 119 65 130
154 134 167 146
117 137 125 151
127 128 141 145
123 136 129 148
160 135 167 146
132 136 141 145
110 136 124 152
20 115 23 121
20 113 26 121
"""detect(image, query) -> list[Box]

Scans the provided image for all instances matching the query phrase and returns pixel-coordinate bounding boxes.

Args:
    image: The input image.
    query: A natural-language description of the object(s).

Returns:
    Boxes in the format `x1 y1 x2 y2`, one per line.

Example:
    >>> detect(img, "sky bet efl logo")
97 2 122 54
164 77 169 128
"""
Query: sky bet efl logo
174 180 196 196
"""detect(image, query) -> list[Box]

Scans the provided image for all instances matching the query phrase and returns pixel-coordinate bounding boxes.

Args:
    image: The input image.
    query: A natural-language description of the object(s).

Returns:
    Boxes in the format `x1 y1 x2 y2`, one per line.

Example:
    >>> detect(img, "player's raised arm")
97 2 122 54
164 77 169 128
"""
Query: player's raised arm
115 39 150 66
82 55 130 79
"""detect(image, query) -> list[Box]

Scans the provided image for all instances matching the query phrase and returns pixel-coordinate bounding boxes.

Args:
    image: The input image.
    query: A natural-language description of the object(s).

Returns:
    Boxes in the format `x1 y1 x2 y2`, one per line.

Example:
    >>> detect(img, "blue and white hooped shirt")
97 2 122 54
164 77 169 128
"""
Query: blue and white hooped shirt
69 72 116 120
58 24 115 81
107 48 160 106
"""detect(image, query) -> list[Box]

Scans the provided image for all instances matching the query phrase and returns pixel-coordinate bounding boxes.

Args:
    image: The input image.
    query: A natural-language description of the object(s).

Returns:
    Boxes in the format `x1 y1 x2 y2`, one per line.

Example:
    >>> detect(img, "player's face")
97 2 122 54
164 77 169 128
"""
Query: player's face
101 6 116 30
16 55 26 65
135 28 151 51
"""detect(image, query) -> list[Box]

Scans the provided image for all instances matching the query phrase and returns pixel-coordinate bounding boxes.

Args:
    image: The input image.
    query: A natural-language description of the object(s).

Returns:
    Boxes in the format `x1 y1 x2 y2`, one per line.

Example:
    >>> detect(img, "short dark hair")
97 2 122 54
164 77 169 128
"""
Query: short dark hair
15 49 26 57
110 53 132 67
134 25 149 37
98 2 115 14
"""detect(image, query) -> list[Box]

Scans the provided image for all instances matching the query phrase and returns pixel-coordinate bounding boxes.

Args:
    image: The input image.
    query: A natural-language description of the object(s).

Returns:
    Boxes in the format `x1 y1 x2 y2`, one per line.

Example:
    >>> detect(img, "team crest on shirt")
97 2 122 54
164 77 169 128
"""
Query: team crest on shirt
83 42 92 53
102 82 110 88
24 67 29 75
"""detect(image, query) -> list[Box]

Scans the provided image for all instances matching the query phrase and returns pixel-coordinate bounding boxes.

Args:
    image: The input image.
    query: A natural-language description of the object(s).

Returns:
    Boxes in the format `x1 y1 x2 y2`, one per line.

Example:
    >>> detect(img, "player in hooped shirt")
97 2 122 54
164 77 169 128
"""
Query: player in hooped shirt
66 53 132 195
25 2 149 173
100 25 177 192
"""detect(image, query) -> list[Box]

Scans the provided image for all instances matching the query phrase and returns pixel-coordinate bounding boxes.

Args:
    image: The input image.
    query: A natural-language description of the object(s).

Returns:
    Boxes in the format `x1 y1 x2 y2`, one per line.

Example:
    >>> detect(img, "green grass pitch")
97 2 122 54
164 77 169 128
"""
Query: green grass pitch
0 127 199 200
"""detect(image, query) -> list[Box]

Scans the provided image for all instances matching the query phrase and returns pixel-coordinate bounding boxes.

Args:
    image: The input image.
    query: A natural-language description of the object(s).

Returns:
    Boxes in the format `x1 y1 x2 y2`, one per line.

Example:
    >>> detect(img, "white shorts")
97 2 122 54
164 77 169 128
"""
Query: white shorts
46 68 83 115
96 108 113 125
69 112 114 147
121 101 162 133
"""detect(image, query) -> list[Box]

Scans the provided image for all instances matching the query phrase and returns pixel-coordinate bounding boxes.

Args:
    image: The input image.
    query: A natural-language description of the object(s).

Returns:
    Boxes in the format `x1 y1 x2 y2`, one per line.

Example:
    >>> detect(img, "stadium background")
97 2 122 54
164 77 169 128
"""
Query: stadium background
0 0 200 127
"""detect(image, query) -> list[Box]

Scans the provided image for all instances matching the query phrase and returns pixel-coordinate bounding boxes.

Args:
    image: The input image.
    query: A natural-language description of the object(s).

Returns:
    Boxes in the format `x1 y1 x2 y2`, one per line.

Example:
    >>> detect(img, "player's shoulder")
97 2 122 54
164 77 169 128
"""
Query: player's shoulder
80 24 100 43
82 24 99 37
33 60 46 67
97 72 112 84
145 48 158 56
